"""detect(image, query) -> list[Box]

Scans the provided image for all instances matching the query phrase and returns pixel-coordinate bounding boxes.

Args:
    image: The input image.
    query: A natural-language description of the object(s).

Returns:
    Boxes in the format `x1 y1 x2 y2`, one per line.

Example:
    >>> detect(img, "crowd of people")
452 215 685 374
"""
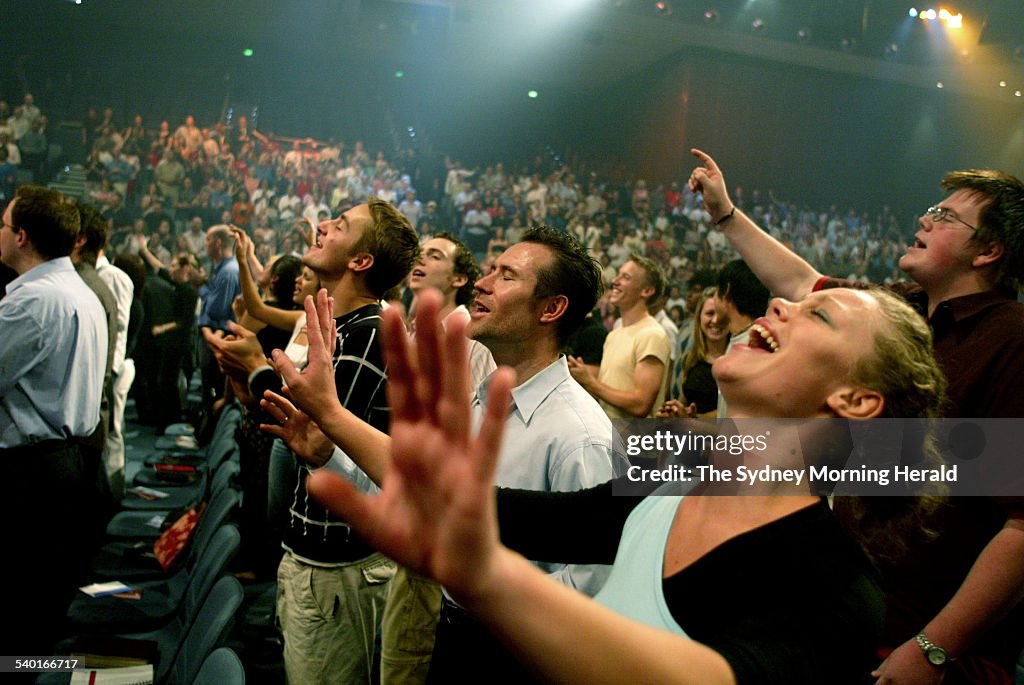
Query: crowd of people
2 94 1023 685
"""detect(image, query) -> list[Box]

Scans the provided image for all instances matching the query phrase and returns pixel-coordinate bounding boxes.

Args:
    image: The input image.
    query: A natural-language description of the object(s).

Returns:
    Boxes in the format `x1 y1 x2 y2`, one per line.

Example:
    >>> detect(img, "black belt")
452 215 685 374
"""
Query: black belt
285 526 378 564
440 596 475 627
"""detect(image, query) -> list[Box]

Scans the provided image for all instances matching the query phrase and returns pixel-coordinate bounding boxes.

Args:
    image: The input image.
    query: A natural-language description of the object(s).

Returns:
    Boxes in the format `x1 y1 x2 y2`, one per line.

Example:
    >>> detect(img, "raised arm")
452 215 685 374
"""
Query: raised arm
304 291 735 685
689 148 822 299
136 235 167 272
260 289 391 483
230 226 301 332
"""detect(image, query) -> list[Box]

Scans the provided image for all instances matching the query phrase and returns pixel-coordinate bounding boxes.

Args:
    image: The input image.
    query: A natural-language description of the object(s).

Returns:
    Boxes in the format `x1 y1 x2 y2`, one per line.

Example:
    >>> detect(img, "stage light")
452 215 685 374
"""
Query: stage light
936 82 944 88
1001 81 1007 87
797 27 811 43
655 1 672 16
528 90 539 99
923 9 936 20
939 8 950 20
1016 91 1022 97
394 71 404 78
751 17 765 32
909 8 918 17
703 9 720 23
946 13 962 29
242 48 254 57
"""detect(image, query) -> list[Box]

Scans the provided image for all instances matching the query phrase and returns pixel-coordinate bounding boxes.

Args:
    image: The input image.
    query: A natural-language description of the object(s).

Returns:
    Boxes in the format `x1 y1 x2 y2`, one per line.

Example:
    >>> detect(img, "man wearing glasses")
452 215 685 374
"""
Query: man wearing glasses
0 186 108 659
688 148 1024 685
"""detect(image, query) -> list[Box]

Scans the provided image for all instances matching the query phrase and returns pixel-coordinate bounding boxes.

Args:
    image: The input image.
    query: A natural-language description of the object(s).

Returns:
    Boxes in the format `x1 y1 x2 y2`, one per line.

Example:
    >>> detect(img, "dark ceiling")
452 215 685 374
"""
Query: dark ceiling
7 0 1024 103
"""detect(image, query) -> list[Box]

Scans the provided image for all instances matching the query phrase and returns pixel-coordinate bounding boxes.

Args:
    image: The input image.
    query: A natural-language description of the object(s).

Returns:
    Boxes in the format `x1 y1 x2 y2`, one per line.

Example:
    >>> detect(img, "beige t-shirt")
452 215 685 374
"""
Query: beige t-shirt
598 315 671 419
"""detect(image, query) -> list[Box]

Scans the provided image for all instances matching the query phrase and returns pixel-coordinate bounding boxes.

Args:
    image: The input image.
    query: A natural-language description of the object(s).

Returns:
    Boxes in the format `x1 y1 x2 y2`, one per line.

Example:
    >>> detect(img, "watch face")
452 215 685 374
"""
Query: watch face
927 648 947 666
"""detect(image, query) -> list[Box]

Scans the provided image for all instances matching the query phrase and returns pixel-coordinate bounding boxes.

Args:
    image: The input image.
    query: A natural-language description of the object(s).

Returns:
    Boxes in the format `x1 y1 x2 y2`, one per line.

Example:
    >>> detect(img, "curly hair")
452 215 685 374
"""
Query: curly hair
836 287 949 565
434 231 480 308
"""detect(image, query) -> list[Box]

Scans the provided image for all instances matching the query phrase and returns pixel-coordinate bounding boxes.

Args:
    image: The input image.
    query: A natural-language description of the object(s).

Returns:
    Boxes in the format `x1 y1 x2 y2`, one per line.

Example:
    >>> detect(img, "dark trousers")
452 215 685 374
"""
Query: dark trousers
0 440 96 659
427 598 539 684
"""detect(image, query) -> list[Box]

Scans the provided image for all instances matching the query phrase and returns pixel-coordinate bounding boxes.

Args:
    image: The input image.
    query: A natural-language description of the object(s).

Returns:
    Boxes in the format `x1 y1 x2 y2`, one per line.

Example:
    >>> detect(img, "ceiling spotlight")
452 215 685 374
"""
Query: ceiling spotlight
797 27 811 42
1000 81 1007 87
655 1 672 16
936 82 944 88
703 8 720 24
751 17 765 32
1016 91 1022 97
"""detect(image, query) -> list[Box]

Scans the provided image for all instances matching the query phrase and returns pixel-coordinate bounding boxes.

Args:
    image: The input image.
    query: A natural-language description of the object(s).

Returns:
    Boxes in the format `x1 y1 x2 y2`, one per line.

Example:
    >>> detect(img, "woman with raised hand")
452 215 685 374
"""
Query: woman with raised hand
275 277 944 684
230 225 319 366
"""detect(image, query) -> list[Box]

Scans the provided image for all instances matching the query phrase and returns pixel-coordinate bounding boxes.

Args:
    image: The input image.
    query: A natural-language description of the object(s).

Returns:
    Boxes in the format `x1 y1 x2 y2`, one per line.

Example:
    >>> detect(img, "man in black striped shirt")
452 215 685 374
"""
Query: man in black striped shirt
206 198 418 684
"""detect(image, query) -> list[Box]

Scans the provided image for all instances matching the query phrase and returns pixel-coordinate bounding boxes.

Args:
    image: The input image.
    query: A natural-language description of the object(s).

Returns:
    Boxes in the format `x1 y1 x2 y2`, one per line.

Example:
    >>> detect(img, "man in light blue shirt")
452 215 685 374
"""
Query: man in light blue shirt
197 224 240 331
197 224 240 409
429 224 627 681
0 185 108 659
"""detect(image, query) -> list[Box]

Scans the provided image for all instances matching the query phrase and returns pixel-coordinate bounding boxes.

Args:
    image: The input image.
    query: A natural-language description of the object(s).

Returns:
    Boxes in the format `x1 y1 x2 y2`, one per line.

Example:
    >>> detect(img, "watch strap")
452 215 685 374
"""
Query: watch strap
915 632 955 665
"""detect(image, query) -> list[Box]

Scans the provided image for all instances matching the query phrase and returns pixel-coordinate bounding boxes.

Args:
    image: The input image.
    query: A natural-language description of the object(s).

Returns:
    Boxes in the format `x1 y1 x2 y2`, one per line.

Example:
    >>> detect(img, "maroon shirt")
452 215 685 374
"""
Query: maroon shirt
818 277 1024 675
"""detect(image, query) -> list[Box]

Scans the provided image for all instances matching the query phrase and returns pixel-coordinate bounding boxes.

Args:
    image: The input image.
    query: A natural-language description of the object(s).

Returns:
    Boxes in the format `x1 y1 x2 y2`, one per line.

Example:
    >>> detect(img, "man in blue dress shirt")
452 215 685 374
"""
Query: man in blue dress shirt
197 223 240 411
0 185 108 659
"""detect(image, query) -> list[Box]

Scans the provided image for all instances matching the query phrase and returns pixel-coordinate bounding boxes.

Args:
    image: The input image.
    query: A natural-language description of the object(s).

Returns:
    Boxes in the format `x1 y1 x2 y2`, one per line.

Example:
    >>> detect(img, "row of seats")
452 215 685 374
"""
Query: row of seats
43 404 247 685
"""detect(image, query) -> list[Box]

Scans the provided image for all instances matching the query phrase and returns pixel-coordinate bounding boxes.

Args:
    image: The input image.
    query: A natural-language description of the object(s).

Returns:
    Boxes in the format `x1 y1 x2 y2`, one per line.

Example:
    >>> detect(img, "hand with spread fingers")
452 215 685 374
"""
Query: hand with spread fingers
305 289 516 603
260 388 337 467
267 289 341 427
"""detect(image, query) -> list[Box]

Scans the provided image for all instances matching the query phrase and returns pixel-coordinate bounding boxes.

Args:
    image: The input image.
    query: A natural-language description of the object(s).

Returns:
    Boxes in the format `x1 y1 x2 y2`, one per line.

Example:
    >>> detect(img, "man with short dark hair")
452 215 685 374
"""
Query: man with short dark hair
711 259 771 417
0 186 107 658
407 230 495 386
263 225 628 683
71 203 119 509
78 203 135 500
380 229 495 683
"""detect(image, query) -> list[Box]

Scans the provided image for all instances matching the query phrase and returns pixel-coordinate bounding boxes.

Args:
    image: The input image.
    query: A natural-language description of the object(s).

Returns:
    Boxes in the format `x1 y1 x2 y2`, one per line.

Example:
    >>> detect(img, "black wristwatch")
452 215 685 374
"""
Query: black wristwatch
915 632 953 666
